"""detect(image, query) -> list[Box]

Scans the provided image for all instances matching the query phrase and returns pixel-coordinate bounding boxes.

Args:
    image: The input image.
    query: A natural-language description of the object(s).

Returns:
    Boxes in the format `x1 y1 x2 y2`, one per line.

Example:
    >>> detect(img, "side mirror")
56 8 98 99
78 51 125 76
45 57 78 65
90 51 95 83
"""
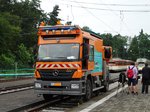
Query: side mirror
104 47 112 59
83 43 89 59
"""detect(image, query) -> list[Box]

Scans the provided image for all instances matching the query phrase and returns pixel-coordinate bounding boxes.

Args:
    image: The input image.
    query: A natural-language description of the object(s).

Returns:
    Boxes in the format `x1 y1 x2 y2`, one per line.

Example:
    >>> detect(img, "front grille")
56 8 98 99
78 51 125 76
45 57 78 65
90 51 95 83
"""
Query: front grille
38 69 75 81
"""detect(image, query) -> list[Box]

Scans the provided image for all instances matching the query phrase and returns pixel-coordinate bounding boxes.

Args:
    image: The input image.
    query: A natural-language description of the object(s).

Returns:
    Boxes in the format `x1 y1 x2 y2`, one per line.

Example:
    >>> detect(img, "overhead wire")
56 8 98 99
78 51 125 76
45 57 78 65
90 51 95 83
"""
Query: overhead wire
70 5 74 22
99 0 133 35
57 0 132 34
66 4 74 22
69 5 150 12
66 4 69 21
61 0 150 7
46 0 150 35
71 0 119 34
55 0 150 12
119 11 123 34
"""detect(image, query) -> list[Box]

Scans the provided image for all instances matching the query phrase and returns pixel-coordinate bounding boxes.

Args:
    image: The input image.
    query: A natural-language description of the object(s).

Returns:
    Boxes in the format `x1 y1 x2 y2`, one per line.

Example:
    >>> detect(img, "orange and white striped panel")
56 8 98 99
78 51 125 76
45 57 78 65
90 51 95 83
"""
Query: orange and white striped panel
36 64 80 69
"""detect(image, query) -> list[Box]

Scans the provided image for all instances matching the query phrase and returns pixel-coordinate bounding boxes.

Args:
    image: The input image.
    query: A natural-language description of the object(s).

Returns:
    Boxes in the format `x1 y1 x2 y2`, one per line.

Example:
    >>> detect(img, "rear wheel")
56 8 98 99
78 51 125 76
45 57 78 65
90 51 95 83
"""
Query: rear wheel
94 90 100 96
102 81 109 92
84 80 92 101
43 94 53 101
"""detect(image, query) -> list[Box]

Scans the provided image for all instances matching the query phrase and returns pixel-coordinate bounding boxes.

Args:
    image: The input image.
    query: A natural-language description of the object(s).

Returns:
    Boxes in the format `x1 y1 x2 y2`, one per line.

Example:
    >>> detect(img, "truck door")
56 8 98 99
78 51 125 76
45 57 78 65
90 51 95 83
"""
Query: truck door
82 38 89 69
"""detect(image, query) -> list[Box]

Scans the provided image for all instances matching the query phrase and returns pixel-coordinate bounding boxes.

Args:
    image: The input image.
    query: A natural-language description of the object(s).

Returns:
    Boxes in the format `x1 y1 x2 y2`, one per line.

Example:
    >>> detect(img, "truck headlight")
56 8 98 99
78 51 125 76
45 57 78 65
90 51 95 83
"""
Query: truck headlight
71 84 79 89
35 83 41 88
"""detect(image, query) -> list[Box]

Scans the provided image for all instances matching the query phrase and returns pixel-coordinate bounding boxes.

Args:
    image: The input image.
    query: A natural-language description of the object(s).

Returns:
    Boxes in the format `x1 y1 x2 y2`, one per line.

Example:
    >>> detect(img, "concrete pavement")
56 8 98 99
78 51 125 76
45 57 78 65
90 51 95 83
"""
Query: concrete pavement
86 82 150 112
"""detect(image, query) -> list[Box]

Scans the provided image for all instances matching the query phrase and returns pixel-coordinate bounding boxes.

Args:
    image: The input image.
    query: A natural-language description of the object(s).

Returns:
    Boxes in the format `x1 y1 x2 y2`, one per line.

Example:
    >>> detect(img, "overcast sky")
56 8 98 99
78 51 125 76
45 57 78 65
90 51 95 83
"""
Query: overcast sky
40 0 150 37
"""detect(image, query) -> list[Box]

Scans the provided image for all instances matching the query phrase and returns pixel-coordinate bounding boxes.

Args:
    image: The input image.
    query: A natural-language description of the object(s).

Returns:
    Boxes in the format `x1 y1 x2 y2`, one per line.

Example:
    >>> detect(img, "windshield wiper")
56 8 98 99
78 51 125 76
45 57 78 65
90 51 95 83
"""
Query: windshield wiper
39 57 51 60
55 56 67 59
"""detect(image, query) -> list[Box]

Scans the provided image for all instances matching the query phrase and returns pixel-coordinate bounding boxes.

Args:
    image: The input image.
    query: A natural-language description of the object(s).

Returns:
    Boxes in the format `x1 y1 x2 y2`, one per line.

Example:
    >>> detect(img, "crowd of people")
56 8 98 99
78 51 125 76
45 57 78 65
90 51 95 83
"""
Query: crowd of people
119 62 150 95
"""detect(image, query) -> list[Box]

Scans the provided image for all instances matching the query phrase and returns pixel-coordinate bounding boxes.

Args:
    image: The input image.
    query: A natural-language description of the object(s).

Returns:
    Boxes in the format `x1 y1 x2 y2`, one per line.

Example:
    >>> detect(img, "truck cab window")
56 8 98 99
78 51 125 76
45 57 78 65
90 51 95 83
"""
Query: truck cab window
89 45 94 61
82 38 89 69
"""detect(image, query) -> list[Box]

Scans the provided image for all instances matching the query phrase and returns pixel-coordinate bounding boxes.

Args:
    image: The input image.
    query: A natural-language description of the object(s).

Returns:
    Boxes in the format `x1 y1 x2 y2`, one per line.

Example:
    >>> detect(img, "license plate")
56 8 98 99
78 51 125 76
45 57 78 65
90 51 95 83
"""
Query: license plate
51 82 61 86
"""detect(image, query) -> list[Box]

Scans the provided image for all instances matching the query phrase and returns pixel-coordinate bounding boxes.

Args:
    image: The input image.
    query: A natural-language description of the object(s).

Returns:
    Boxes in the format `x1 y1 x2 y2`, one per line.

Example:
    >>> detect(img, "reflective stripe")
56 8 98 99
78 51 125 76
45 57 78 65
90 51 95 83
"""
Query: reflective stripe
36 64 80 69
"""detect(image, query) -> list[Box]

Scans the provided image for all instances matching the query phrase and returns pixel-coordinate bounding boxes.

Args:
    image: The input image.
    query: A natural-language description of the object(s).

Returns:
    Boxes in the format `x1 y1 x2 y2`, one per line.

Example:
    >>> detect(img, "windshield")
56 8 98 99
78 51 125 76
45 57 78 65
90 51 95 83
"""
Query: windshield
138 63 145 67
38 44 80 61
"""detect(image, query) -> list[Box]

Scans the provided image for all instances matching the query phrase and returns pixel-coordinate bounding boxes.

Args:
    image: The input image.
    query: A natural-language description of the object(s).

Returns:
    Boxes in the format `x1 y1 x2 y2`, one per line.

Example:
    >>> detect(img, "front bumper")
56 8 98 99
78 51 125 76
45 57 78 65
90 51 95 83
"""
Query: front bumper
34 80 85 96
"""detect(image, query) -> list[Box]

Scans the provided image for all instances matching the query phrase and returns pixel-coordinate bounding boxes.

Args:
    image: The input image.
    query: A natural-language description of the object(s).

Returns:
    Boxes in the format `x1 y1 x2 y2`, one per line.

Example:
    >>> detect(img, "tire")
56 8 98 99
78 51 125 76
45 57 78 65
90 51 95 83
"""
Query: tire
74 96 83 104
84 80 92 101
43 94 53 101
102 81 109 92
94 90 100 96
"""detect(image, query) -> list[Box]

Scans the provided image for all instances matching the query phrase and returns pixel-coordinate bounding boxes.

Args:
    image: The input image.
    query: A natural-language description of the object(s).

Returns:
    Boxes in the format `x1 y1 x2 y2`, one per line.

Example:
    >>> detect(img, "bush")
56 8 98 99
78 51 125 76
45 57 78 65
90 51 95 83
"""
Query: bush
0 54 15 69
17 43 32 68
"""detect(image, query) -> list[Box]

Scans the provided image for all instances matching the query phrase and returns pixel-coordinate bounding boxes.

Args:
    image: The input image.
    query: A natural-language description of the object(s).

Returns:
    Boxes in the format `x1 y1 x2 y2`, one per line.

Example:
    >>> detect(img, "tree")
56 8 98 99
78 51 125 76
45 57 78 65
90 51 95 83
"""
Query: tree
138 29 150 59
0 12 21 55
82 26 91 31
0 0 12 13
0 0 43 68
11 0 43 48
16 43 32 67
47 5 61 25
0 53 15 69
100 34 127 59
100 33 113 46
127 37 139 61
128 29 150 60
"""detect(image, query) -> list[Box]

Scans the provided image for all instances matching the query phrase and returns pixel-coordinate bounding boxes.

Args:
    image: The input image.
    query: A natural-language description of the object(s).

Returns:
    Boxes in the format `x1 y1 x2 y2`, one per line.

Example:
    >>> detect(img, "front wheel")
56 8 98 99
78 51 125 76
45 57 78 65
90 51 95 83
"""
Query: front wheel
84 80 92 101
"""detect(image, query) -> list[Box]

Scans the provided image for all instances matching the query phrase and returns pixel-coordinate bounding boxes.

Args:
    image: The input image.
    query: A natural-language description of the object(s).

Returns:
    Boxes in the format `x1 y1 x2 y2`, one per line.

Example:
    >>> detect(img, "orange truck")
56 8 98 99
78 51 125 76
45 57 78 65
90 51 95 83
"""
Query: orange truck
34 24 112 100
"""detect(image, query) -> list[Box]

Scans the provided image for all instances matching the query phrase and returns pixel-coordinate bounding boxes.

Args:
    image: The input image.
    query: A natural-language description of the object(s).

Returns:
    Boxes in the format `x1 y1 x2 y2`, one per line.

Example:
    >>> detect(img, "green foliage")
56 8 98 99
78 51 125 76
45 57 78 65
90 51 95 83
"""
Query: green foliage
1 0 150 69
82 26 91 30
128 37 139 61
0 0 43 69
0 12 21 54
128 29 150 61
0 0 12 12
100 33 113 46
47 5 61 25
101 30 150 61
100 34 127 59
11 0 42 48
17 43 32 68
0 53 15 69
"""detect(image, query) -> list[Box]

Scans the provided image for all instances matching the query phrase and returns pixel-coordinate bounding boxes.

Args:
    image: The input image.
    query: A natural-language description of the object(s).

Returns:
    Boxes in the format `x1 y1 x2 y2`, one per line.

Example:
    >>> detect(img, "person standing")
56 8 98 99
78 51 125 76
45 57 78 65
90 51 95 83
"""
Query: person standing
126 63 138 95
141 63 150 94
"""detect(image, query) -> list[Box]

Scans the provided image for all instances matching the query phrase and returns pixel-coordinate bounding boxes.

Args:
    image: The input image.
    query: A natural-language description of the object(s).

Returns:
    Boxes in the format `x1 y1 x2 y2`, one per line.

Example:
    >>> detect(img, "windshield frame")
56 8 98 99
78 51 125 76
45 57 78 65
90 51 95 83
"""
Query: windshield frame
37 43 80 62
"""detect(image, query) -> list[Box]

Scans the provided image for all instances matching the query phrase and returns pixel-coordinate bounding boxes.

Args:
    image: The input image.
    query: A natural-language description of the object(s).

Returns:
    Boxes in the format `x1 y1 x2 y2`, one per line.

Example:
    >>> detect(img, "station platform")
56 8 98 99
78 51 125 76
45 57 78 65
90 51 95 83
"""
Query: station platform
80 82 150 112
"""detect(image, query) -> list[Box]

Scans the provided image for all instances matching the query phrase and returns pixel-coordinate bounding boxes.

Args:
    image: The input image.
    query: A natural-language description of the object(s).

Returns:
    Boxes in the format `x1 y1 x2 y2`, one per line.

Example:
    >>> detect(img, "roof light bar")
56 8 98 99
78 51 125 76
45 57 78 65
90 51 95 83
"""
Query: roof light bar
46 30 49 34
41 26 78 31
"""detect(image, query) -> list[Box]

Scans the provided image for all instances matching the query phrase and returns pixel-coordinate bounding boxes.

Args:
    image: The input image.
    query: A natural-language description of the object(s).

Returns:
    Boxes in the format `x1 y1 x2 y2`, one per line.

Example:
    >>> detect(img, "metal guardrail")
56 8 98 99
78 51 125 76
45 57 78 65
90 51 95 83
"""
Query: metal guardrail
0 68 34 77
0 68 34 72
0 73 34 76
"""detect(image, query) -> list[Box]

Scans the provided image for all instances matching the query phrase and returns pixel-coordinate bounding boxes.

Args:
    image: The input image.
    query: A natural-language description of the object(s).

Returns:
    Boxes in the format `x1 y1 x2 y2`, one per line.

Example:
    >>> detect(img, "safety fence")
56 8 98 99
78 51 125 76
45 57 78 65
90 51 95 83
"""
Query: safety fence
0 68 34 77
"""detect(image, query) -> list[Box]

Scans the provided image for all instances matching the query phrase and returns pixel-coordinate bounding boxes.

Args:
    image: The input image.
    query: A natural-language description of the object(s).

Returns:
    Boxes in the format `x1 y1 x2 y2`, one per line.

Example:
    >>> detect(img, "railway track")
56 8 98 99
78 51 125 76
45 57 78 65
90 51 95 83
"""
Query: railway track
4 82 124 112
0 83 34 95
8 95 94 112
8 96 74 112
7 90 111 112
0 77 34 83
